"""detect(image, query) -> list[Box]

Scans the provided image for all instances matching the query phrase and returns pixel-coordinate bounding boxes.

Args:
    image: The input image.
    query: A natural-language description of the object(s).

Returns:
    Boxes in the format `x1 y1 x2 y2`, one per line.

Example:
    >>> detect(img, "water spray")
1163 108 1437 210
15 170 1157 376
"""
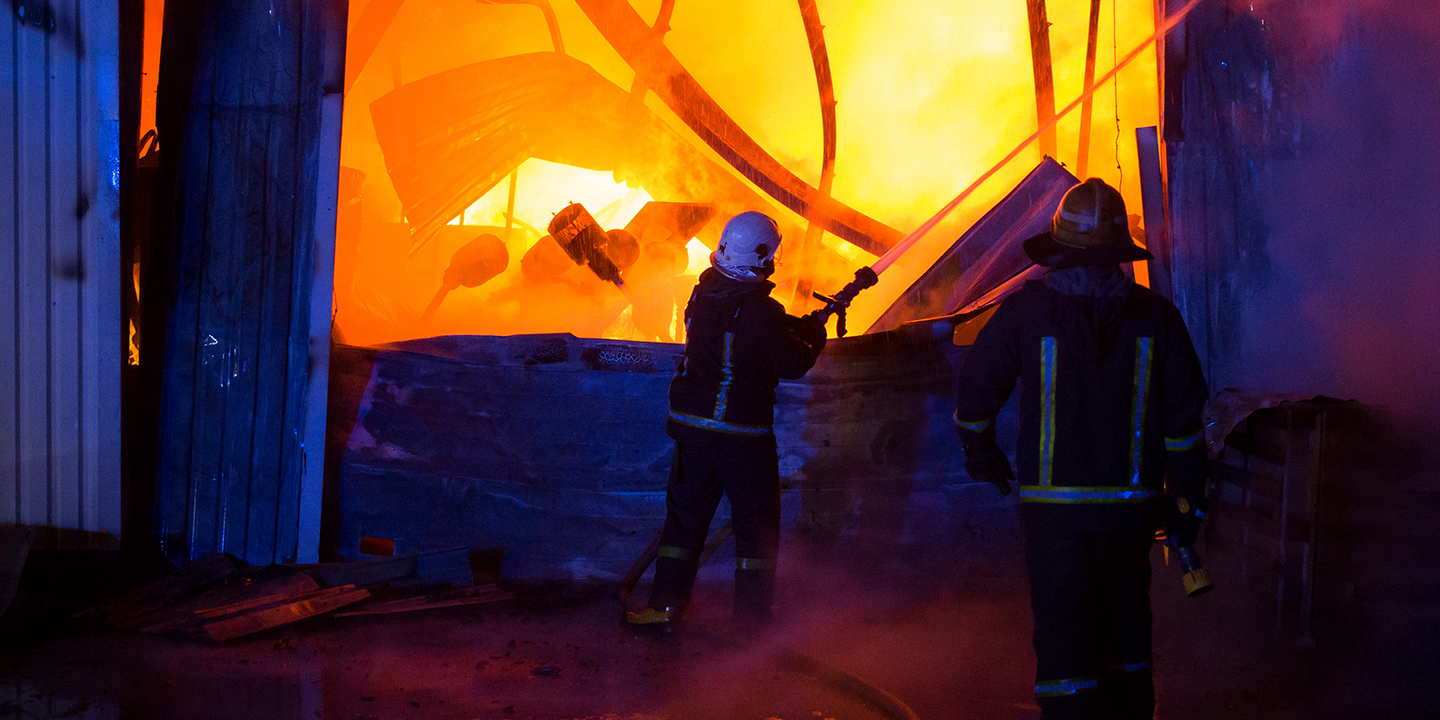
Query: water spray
805 0 1206 336
868 0 1207 278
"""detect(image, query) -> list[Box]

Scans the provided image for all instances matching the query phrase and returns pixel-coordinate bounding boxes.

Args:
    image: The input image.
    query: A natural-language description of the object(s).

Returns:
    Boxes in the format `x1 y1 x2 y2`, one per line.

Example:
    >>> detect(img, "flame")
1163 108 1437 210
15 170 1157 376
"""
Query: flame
336 0 1159 344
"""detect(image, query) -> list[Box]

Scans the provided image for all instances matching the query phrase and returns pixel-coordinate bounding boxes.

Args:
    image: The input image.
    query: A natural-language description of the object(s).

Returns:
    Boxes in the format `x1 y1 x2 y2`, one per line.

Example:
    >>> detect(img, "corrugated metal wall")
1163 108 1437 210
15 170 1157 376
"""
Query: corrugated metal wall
0 1 123 535
152 0 344 565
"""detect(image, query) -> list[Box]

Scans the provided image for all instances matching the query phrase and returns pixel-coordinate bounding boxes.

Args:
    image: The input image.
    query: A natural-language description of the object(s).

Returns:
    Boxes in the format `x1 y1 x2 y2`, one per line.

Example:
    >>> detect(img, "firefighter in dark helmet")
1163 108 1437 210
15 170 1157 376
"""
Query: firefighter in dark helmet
626 211 827 631
954 179 1209 719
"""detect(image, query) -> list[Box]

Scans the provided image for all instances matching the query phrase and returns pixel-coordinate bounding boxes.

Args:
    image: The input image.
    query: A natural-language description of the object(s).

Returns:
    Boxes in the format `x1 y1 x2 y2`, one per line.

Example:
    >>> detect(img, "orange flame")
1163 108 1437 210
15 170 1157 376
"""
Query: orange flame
335 0 1160 344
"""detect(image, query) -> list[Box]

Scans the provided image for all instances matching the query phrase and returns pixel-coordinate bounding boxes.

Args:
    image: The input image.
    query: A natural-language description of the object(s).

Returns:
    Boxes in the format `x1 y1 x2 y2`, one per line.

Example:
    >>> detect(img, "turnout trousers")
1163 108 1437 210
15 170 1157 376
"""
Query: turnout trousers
1025 529 1155 720
649 438 781 620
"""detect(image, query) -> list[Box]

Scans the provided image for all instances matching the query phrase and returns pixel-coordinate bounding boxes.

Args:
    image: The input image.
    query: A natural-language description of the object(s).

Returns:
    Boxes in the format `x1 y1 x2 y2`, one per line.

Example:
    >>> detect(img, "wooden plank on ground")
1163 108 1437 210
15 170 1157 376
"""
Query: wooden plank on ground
128 569 320 634
333 585 513 618
204 585 369 642
191 573 322 620
138 577 335 635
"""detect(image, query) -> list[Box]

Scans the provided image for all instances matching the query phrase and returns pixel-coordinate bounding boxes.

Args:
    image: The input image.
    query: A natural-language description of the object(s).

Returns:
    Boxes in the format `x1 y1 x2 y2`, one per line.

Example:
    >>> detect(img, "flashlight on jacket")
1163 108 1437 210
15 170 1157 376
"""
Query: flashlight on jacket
1174 545 1213 597
1165 496 1214 597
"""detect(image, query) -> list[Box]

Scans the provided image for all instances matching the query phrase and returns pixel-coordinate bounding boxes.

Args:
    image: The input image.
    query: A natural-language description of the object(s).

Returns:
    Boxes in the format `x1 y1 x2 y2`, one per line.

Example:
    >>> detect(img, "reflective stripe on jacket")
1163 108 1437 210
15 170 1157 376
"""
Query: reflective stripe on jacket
954 267 1208 531
667 269 823 445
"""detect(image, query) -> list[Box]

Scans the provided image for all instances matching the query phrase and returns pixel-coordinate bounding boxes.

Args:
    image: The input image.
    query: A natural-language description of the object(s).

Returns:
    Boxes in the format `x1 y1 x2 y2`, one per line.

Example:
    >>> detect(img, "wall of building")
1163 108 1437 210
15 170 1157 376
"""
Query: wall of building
0 0 123 537
149 0 345 565
1165 0 1440 416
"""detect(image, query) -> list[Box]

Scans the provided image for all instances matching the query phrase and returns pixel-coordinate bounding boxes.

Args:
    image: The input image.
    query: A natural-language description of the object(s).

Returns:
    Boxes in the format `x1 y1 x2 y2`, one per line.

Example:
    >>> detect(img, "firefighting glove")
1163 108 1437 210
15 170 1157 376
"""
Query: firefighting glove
1164 495 1207 548
960 439 1014 495
795 314 828 353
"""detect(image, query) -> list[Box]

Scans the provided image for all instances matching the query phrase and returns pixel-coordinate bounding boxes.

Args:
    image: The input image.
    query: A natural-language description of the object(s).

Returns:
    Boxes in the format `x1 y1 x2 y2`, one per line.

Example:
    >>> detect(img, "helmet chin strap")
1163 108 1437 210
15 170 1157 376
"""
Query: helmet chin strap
711 255 773 283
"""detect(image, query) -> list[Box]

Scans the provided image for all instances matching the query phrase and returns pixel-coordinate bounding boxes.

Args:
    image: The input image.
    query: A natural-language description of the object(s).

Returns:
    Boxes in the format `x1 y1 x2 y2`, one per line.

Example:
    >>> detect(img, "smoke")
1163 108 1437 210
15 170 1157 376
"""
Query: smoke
1238 0 1440 415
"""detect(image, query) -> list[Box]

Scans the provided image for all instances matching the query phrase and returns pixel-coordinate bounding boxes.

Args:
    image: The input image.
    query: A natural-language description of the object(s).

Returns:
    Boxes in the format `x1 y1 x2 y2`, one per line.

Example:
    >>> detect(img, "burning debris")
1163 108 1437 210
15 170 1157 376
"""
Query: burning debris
548 202 628 287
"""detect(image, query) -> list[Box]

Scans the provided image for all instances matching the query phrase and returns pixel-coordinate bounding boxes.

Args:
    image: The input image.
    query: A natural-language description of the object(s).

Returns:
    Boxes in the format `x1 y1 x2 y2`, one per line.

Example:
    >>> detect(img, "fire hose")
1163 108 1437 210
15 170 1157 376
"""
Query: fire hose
619 523 921 720
613 265 905 718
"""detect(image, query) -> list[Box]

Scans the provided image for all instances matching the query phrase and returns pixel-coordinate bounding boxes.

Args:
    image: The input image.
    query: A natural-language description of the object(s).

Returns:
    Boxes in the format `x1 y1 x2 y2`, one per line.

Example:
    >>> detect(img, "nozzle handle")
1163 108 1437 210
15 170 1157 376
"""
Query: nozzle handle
807 266 878 338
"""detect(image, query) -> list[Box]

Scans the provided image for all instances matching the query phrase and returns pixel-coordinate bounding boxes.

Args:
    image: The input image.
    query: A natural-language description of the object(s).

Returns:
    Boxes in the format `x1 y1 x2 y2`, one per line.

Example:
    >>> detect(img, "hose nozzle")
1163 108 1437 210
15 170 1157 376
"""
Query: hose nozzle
1175 546 1214 597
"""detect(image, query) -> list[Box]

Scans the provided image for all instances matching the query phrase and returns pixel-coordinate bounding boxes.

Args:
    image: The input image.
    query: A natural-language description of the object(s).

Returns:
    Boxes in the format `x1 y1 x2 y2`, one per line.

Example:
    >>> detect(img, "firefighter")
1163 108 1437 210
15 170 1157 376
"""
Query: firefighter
953 179 1209 719
626 211 827 632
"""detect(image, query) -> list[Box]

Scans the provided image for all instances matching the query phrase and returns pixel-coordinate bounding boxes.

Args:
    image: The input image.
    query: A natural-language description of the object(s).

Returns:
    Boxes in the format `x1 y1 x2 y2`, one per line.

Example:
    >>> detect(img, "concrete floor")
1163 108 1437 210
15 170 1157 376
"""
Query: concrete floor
1 547 1434 720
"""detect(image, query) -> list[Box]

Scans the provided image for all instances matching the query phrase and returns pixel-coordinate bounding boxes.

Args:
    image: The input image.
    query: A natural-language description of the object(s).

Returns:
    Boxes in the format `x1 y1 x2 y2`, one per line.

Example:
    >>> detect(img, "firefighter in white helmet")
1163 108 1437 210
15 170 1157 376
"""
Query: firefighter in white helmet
954 179 1210 719
626 211 827 632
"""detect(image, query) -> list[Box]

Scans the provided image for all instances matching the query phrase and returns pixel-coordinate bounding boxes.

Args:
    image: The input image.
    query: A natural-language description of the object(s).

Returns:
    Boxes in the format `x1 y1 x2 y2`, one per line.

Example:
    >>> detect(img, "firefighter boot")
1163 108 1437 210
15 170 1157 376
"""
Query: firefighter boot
626 555 694 633
733 560 776 628
624 605 680 633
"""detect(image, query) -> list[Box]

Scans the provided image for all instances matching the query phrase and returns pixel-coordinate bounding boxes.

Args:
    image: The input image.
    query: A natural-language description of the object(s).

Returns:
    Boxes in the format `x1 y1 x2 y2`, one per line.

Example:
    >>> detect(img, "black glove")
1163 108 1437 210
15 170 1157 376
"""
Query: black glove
1164 495 1206 548
795 313 828 353
961 440 1014 495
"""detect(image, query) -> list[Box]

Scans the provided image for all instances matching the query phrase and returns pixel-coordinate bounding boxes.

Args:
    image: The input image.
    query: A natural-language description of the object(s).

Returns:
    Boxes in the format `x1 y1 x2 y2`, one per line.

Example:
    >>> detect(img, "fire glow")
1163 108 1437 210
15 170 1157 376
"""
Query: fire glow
332 0 1162 346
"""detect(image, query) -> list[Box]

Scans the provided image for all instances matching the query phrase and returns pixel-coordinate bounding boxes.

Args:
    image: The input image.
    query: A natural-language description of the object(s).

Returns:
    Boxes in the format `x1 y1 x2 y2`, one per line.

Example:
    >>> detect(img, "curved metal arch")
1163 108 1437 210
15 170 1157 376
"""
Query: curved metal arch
571 0 901 255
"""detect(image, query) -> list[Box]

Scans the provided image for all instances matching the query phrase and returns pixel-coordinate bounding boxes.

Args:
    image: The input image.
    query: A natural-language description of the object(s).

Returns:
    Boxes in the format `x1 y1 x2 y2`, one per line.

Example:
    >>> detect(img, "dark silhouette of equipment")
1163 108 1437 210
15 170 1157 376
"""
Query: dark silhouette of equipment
602 228 640 271
805 266 878 337
520 235 573 283
419 233 510 323
548 203 625 286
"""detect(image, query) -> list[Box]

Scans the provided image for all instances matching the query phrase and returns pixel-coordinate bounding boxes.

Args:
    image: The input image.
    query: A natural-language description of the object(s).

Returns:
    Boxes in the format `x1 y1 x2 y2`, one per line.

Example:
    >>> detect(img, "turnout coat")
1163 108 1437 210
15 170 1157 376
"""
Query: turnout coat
666 269 824 446
954 267 1208 534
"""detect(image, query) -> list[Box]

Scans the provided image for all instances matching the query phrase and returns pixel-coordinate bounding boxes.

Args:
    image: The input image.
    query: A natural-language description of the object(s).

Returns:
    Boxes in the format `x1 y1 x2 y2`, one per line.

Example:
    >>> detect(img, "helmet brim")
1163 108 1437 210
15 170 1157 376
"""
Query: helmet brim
1022 231 1155 269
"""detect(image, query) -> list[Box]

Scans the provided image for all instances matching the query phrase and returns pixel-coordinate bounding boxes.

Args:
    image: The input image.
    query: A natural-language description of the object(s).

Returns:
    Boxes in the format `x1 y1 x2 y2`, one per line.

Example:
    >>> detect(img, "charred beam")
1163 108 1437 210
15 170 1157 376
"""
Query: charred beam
790 0 839 309
1077 0 1102 178
571 0 901 255
1025 0 1058 158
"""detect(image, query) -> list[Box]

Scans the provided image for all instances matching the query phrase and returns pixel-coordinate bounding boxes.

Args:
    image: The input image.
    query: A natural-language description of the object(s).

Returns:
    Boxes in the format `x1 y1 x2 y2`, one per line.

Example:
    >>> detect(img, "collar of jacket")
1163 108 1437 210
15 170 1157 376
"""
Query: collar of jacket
696 267 775 299
1041 265 1132 298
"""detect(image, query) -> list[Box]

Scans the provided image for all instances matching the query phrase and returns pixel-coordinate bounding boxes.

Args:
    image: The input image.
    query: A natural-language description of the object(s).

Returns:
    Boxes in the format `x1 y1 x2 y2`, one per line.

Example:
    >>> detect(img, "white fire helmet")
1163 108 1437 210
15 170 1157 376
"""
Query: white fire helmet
711 211 781 282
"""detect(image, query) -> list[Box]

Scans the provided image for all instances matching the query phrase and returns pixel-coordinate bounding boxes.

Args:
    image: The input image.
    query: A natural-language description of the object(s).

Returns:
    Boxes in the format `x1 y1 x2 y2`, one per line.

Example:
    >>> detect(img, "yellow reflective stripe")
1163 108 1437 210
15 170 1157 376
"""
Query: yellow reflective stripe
657 545 695 560
1130 337 1154 485
714 332 735 420
953 412 993 432
1039 338 1057 486
736 557 776 570
1165 430 1203 451
1019 485 1160 503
